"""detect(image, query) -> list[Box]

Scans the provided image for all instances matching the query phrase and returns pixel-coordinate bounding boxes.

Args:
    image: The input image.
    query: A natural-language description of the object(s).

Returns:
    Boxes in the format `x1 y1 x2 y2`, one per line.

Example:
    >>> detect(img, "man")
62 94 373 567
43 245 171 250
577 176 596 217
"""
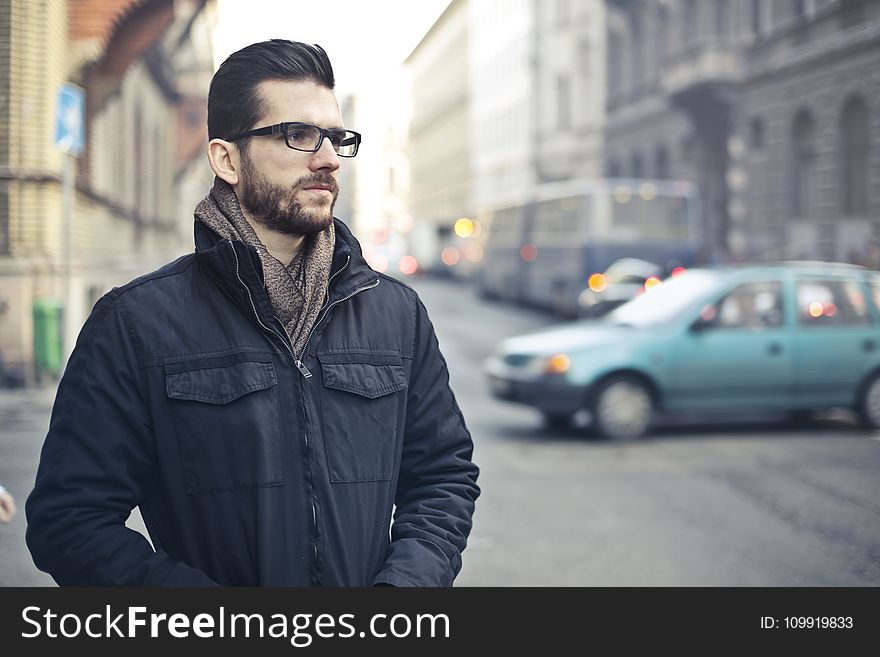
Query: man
26 40 479 586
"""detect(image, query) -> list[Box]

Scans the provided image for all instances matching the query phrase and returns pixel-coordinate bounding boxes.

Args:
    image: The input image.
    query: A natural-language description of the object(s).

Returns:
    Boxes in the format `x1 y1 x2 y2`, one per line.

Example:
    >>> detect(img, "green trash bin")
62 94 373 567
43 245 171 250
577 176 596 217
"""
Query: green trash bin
33 298 64 377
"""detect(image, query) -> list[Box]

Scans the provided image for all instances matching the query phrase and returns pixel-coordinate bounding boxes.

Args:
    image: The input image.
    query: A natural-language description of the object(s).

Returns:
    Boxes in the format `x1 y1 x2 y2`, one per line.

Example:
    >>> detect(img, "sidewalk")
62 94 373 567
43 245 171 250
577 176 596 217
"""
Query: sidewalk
0 383 59 585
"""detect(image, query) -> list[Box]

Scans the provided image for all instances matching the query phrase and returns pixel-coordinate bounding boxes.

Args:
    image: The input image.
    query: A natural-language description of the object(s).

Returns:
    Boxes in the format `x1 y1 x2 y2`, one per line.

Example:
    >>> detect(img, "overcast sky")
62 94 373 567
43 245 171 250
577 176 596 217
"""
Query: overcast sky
213 0 451 98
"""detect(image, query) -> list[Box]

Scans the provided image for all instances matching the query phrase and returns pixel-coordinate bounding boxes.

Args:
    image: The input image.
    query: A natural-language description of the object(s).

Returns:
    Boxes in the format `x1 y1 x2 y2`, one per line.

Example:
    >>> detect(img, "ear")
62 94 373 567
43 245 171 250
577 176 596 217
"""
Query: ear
207 139 240 186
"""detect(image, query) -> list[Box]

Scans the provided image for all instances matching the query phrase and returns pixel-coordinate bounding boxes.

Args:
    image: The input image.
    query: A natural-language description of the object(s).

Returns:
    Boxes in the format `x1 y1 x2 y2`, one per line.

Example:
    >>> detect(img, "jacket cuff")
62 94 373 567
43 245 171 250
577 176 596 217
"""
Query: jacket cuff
371 537 459 587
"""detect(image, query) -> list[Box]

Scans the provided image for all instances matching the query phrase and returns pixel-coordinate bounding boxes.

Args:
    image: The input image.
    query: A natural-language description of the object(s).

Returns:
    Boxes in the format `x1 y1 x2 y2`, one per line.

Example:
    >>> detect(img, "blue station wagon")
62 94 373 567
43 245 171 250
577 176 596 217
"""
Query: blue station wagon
484 262 880 440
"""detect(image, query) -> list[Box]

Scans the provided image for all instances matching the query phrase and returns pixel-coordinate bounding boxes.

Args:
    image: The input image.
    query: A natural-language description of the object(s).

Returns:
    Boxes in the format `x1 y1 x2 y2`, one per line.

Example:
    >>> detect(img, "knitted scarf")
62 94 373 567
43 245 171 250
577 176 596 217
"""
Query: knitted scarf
194 178 335 358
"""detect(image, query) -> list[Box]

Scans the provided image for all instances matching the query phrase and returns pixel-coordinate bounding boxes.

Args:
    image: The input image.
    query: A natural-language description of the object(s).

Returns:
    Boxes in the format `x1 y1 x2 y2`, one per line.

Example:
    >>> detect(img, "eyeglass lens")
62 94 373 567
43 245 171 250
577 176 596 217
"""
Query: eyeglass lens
285 124 358 156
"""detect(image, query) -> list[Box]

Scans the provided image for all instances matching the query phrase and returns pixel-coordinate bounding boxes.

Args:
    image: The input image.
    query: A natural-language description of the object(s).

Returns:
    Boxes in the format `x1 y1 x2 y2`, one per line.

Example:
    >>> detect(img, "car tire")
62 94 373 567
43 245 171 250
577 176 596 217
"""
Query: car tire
591 375 654 441
856 372 880 429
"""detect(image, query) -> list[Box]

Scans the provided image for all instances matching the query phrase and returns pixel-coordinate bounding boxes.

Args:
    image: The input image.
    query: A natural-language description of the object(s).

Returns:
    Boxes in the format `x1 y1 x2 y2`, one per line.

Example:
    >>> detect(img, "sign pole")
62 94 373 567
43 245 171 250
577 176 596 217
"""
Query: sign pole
61 152 74 369
54 83 85 373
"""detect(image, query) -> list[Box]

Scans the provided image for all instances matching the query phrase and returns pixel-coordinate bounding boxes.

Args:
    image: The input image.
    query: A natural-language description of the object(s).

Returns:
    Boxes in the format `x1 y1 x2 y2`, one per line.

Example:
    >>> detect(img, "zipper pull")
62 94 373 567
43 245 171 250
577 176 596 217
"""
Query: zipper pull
295 360 313 378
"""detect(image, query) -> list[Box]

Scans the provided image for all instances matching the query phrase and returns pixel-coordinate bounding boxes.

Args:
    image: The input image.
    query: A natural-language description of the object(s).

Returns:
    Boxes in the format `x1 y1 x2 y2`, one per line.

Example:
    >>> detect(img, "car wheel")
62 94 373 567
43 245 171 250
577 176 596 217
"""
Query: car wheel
857 372 880 429
591 375 654 441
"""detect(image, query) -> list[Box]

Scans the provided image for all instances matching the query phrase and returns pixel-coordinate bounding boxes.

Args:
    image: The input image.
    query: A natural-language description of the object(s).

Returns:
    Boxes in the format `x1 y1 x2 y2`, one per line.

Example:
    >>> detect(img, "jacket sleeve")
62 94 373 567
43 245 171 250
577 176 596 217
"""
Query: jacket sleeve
372 297 480 586
25 293 217 586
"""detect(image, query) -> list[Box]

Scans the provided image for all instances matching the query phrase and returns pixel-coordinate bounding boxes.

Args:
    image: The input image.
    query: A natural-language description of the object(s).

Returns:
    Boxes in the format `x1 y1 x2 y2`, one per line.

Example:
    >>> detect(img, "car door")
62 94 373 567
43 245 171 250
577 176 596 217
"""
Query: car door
665 277 794 411
791 274 880 407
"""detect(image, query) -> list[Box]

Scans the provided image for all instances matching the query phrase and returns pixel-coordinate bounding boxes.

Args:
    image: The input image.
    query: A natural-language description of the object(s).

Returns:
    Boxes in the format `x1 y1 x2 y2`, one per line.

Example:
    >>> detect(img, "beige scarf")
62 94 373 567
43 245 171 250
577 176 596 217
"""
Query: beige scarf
194 178 335 358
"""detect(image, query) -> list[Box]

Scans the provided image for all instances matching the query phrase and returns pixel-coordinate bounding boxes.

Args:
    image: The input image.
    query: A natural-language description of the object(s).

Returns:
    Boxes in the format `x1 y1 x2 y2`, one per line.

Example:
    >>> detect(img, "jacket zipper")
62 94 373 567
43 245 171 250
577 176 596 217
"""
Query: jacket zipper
230 243 376 582
230 240 323 573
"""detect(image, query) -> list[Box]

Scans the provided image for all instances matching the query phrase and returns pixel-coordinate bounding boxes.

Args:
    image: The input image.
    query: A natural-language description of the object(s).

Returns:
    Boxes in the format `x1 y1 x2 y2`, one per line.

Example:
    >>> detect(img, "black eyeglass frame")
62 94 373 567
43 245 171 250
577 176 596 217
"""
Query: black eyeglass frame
227 122 361 157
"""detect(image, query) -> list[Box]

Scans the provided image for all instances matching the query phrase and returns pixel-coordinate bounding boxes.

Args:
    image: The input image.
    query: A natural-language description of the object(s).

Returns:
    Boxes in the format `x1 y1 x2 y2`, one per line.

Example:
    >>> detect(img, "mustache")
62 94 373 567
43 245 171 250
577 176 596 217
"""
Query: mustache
295 174 338 194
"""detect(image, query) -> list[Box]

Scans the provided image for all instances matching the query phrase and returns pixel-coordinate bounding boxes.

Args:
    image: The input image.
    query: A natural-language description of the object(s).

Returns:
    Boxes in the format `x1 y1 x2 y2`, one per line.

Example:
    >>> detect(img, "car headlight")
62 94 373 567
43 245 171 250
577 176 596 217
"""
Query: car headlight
544 354 571 375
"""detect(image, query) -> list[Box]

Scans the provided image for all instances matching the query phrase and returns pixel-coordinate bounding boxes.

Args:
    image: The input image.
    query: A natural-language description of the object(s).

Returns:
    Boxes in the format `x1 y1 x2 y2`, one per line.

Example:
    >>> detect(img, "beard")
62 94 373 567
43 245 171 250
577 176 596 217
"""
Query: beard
238 154 338 237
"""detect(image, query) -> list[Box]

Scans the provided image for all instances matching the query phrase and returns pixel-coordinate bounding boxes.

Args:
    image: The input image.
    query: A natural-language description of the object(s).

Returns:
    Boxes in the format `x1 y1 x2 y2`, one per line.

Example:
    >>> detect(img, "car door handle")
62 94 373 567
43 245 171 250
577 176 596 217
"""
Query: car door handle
864 339 877 353
767 342 783 356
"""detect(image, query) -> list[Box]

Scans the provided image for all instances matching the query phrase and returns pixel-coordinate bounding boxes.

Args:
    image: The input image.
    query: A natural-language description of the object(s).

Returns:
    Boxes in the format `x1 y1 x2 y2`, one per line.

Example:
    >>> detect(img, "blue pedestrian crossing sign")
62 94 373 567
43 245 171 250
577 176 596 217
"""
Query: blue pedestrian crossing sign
54 84 85 156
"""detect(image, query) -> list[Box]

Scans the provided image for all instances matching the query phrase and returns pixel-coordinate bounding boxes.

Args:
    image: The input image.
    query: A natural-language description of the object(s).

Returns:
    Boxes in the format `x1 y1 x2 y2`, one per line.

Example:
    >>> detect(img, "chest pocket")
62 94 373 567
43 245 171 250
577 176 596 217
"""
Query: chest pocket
165 353 282 494
318 353 407 483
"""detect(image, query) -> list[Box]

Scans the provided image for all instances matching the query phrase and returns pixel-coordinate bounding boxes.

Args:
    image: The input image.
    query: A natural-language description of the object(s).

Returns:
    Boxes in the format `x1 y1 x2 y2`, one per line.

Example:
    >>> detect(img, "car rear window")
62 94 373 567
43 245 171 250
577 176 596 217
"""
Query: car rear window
796 278 871 326
869 275 880 313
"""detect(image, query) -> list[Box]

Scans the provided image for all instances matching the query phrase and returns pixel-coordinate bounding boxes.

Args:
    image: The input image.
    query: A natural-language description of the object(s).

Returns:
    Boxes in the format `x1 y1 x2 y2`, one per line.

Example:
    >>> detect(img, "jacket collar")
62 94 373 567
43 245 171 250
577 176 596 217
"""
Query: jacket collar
194 217 378 300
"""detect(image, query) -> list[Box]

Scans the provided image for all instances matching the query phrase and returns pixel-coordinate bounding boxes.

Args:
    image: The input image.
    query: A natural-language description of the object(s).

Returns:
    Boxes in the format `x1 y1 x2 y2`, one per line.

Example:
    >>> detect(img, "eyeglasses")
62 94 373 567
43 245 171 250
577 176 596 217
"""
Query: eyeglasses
228 122 361 157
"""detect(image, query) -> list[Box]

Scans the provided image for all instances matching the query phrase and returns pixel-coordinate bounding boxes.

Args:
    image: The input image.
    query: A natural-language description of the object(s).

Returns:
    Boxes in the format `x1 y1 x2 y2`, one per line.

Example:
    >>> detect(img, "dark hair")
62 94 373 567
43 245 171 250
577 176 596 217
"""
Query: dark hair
208 39 335 144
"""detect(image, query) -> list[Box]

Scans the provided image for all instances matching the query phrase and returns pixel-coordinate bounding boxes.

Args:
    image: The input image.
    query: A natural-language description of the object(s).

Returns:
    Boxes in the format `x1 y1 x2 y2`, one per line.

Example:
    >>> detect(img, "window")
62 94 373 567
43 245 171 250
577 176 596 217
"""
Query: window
631 153 644 179
578 38 591 77
716 0 729 36
714 281 785 329
796 278 870 326
557 75 571 129
869 275 880 312
608 32 623 100
656 5 669 64
684 0 698 47
0 188 8 254
751 116 765 149
655 146 670 179
752 0 763 34
607 160 622 178
556 0 570 28
840 0 865 28
793 0 807 17
630 15 642 89
791 110 816 217
840 95 869 216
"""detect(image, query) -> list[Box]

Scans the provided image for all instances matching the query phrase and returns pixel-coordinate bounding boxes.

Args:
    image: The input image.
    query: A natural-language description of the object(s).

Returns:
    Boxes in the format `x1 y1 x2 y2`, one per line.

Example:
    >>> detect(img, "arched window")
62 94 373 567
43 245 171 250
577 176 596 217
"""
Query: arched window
791 110 816 217
608 32 623 101
840 95 869 216
684 0 698 47
629 15 642 90
631 153 644 179
655 145 670 179
656 4 669 65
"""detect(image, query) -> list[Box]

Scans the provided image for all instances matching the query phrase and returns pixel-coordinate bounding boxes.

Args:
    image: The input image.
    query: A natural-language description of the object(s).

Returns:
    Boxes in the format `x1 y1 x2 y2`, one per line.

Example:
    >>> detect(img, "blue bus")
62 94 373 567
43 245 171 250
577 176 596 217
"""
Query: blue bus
476 177 704 316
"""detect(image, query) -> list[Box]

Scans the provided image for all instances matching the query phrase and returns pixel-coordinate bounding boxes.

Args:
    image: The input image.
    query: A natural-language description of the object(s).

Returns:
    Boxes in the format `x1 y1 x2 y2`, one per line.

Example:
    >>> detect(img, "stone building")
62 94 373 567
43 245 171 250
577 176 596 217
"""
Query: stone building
604 0 879 263
0 0 216 384
405 0 473 274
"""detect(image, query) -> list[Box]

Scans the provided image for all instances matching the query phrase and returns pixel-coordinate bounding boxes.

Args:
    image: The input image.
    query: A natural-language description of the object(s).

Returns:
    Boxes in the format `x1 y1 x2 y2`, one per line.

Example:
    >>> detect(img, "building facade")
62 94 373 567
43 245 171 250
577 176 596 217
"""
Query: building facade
605 0 879 263
469 0 535 211
534 0 607 183
405 0 473 274
0 0 215 384
736 0 880 263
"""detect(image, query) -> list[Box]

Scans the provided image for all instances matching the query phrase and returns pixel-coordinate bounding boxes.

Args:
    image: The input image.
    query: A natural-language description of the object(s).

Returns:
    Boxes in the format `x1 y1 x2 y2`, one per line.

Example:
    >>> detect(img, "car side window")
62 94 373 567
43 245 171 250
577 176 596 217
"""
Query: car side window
714 281 784 329
796 278 870 326
869 275 880 314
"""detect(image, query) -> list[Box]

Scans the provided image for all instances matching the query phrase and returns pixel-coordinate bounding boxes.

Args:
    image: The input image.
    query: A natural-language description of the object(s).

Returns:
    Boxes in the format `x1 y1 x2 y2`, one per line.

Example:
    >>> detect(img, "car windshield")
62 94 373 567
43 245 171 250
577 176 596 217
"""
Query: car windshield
604 270 723 327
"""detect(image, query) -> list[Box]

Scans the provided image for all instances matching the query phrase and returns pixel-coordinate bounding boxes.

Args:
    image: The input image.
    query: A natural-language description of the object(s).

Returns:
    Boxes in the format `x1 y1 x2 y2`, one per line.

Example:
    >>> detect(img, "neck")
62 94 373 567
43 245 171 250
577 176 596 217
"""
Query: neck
242 211 307 266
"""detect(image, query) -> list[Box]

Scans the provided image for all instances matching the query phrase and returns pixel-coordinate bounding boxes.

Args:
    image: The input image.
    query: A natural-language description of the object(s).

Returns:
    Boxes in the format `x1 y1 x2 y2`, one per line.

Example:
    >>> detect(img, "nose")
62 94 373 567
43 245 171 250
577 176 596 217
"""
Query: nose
309 135 341 173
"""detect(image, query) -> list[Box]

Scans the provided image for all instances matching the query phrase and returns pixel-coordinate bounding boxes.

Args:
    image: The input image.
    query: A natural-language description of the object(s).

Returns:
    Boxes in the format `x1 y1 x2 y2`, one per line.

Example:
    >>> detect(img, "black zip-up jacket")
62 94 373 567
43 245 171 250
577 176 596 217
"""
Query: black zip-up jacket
26 219 480 586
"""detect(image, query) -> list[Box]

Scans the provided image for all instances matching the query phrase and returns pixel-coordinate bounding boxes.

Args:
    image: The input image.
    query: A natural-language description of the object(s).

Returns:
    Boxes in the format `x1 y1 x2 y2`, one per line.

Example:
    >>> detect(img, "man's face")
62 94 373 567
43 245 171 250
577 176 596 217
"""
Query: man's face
237 79 343 237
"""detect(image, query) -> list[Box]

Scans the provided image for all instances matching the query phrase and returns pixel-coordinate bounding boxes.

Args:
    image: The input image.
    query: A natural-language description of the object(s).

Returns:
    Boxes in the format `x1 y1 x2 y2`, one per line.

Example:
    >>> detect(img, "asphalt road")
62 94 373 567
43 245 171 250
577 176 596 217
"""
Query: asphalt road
418 277 880 587
2 276 879 586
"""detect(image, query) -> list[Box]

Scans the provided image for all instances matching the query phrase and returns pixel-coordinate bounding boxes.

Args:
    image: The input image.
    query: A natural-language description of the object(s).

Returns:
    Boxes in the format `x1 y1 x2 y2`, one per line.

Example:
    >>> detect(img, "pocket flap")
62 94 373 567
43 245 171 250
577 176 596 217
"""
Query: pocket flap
319 361 407 399
166 361 277 404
